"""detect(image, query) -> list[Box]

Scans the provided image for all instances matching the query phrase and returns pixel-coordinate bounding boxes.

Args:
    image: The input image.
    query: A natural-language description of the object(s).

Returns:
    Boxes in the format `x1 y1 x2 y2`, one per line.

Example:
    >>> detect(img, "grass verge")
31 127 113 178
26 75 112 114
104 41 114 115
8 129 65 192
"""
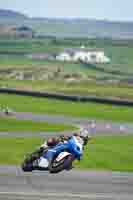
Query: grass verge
0 136 133 172
1 79 133 100
0 116 75 132
0 94 133 122
75 135 133 172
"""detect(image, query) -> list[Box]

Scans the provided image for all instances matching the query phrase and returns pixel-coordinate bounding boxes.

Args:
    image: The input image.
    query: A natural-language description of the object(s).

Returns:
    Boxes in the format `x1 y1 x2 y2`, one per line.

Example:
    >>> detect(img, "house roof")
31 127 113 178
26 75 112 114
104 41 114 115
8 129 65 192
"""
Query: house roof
63 48 104 55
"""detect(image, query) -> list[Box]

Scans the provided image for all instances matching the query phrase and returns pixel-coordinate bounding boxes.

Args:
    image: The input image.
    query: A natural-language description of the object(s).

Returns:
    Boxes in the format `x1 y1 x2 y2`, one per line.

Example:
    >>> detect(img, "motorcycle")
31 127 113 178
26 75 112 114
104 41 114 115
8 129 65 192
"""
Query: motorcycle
21 135 83 173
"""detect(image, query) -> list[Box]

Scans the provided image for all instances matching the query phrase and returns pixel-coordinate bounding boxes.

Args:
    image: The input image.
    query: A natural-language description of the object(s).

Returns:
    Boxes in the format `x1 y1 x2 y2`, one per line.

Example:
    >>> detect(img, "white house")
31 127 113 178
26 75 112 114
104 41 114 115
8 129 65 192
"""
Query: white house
56 47 110 64
56 52 72 62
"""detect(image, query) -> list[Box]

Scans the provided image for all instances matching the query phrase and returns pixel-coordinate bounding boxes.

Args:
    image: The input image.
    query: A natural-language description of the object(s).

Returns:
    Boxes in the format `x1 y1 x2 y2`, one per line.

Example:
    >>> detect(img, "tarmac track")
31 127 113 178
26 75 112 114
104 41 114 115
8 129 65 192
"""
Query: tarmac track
12 112 133 134
0 112 133 137
0 166 133 200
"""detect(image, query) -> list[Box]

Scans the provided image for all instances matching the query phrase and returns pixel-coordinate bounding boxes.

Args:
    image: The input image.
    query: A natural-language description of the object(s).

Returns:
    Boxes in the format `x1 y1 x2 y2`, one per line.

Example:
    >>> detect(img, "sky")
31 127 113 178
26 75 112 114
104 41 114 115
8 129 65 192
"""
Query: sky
0 0 133 21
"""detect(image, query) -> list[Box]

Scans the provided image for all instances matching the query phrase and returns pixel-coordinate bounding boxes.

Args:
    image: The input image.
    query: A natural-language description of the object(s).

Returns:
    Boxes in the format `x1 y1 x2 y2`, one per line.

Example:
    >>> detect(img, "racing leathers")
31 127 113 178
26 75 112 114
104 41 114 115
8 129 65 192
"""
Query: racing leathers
30 133 89 162
45 136 83 163
31 135 70 161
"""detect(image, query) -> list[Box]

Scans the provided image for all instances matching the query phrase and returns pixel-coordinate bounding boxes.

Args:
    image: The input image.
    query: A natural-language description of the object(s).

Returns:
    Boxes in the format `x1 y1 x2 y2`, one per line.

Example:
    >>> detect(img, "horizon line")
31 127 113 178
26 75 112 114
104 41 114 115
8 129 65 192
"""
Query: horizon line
1 8 133 23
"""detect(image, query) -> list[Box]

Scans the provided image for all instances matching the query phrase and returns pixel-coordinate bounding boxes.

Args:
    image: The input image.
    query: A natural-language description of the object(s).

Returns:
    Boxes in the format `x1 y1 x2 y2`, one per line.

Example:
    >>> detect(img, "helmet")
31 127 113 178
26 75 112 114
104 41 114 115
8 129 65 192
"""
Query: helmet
79 128 92 145
80 128 89 137
47 137 58 147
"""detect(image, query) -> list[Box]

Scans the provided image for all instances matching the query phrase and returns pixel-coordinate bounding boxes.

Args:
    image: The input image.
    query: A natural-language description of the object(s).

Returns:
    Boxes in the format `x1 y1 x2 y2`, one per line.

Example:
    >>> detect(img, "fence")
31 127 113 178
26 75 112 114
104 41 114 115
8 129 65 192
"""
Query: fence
0 88 133 106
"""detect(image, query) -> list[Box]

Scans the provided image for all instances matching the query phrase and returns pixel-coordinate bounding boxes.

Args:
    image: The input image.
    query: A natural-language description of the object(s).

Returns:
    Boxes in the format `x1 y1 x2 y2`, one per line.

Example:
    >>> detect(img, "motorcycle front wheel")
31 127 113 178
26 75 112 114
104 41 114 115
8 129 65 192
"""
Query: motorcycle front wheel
49 154 74 173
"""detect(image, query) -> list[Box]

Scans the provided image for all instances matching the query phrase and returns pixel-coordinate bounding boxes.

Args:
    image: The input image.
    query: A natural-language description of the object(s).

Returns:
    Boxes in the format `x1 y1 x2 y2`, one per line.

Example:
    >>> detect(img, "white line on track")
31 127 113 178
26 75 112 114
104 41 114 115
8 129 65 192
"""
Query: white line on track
0 191 113 199
0 191 132 200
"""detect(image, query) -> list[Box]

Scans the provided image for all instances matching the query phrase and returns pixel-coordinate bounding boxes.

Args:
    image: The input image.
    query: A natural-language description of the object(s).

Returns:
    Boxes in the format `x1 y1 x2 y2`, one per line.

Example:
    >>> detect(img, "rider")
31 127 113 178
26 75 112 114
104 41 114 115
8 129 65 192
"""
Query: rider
41 129 90 150
41 135 70 149
46 134 83 165
31 129 91 161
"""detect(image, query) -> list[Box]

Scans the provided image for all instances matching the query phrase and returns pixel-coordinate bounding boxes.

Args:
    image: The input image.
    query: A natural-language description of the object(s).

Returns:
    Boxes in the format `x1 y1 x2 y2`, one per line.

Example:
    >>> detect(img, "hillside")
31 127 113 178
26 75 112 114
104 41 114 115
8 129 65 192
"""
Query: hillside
0 9 28 19
0 9 133 39
31 18 133 39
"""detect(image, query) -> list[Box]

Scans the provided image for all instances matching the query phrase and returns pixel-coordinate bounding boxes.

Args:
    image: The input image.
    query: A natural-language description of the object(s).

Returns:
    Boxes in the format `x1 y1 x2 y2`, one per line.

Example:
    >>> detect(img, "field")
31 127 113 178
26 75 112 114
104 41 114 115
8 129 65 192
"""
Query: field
0 38 133 74
1 79 133 100
0 136 133 172
0 38 133 99
0 94 133 122
0 39 62 53
75 135 133 172
0 116 75 132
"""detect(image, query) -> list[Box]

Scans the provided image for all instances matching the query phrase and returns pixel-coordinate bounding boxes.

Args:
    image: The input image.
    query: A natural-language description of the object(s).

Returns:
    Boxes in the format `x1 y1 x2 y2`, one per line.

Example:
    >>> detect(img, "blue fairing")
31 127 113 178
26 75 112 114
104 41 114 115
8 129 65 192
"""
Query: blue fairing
43 136 83 161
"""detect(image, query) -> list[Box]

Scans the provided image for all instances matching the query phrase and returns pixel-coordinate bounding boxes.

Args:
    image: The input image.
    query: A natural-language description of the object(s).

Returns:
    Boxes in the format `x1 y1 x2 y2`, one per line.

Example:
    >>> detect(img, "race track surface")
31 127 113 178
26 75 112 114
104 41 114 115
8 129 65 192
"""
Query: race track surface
1 111 133 136
0 166 133 200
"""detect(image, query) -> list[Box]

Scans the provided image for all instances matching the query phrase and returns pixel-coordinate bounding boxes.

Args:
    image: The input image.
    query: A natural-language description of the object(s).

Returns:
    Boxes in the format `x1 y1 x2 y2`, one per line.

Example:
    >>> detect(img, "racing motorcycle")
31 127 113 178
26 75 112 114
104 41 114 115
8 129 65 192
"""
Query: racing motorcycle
21 135 83 173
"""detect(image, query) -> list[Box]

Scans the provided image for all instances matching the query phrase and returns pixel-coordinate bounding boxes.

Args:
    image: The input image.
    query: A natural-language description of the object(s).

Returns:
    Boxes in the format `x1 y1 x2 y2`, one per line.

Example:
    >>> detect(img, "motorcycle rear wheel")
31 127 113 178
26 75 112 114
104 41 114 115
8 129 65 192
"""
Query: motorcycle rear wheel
21 152 39 172
21 161 33 172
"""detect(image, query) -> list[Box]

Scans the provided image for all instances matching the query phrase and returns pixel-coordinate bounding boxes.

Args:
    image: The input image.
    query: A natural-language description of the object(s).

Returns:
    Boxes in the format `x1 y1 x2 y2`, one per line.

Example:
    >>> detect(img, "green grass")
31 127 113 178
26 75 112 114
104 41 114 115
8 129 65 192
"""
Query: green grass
75 136 133 172
0 137 42 165
0 56 54 68
0 136 133 172
0 116 75 132
0 94 133 122
0 39 62 54
0 56 112 81
0 55 109 76
1 79 133 100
